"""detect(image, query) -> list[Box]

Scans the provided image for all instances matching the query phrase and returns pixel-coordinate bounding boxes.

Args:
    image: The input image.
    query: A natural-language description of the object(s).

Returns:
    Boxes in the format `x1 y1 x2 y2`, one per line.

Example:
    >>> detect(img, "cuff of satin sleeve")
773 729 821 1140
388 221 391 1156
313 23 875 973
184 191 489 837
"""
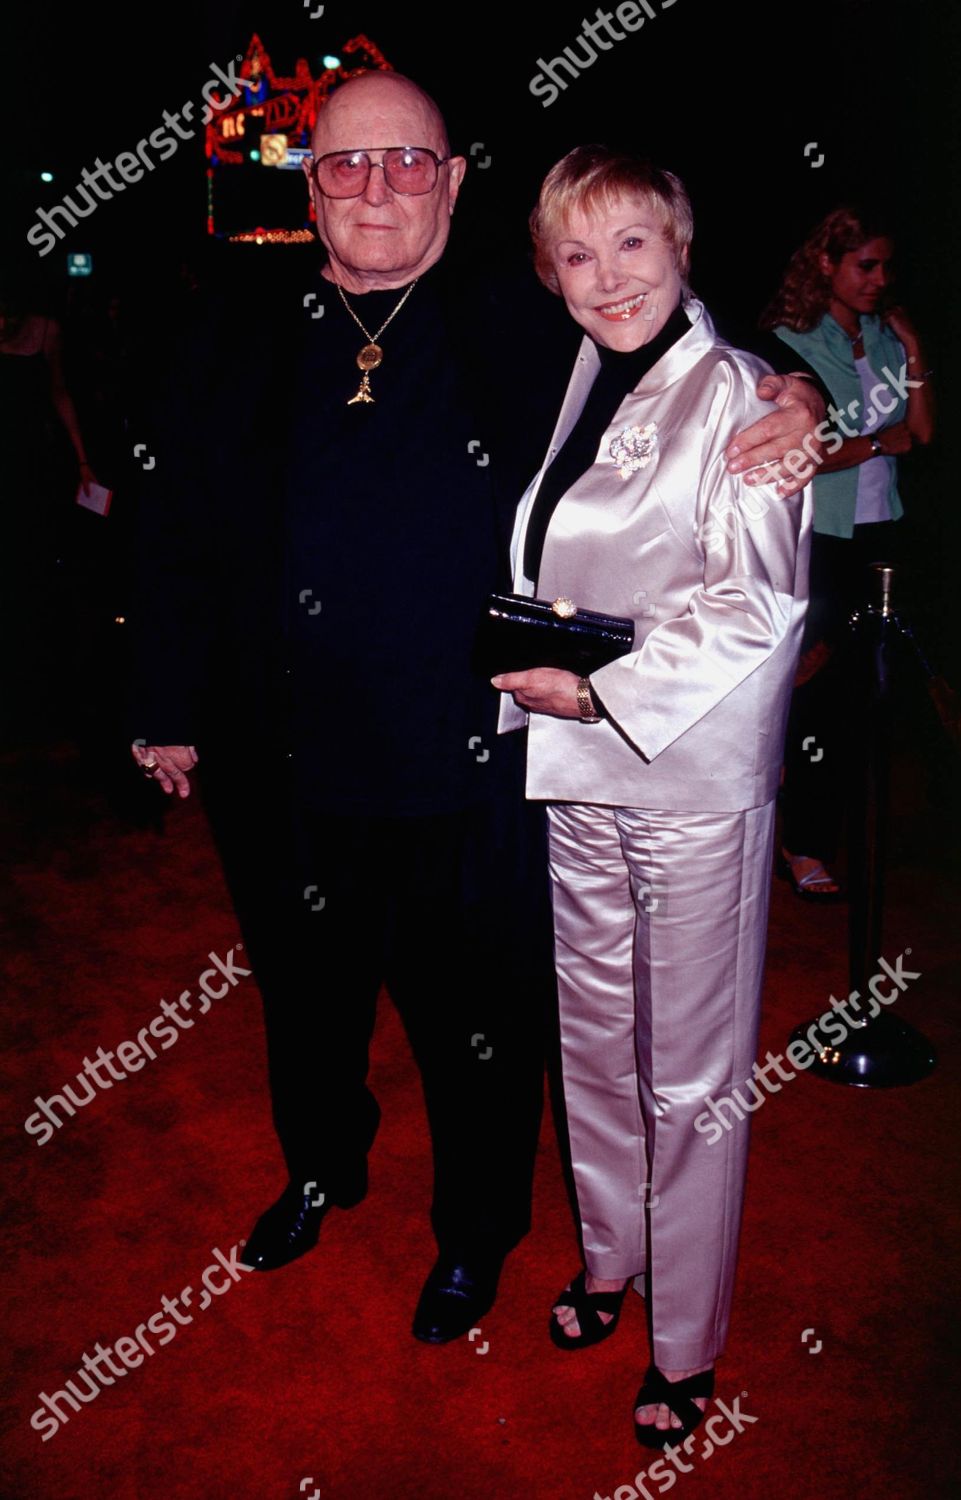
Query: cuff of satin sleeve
586 658 657 763
587 680 610 722
497 691 528 735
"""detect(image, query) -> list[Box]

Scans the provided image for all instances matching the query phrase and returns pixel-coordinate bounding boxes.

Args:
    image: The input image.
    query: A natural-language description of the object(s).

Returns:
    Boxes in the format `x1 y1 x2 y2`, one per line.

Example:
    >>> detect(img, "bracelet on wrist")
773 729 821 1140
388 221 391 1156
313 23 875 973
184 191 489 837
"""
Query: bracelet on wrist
576 678 601 724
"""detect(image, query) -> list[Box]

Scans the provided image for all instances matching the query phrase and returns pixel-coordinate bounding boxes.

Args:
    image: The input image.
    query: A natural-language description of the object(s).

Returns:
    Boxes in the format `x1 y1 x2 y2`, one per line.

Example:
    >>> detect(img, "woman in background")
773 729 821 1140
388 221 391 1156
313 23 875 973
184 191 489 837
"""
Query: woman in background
0 279 101 741
761 207 934 899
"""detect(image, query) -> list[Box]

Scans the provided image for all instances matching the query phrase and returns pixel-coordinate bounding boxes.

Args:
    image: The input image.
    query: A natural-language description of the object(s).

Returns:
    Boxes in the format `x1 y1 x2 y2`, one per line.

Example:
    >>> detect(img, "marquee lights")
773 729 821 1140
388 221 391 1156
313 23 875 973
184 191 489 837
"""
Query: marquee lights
206 32 393 240
227 227 315 245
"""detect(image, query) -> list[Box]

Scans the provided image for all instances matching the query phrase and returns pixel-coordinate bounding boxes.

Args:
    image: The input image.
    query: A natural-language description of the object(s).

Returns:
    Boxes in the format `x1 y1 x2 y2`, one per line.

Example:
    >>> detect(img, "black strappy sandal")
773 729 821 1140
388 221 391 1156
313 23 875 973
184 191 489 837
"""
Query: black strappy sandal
633 1363 714 1449
549 1268 629 1351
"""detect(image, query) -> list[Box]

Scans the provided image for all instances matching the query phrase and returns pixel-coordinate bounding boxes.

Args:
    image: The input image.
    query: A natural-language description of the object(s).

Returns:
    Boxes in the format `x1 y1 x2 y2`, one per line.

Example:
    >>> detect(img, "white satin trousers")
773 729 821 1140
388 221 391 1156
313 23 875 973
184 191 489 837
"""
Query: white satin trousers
547 798 776 1368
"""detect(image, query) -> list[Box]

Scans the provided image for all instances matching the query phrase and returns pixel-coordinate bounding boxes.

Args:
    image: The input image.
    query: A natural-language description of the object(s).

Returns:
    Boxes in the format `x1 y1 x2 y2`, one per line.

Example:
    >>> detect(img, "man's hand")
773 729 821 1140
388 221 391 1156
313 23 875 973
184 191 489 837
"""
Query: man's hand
131 743 198 798
726 373 826 497
491 668 581 718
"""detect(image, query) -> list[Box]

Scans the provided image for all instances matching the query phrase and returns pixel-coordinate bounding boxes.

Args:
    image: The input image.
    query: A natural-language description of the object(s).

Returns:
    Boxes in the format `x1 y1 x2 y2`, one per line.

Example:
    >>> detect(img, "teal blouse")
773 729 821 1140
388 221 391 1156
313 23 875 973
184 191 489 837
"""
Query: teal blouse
774 313 907 538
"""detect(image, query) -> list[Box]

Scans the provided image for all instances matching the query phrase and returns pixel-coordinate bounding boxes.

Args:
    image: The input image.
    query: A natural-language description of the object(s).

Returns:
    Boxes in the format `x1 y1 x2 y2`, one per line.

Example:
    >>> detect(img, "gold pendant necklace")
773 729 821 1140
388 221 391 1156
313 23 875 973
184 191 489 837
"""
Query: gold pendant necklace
336 279 419 405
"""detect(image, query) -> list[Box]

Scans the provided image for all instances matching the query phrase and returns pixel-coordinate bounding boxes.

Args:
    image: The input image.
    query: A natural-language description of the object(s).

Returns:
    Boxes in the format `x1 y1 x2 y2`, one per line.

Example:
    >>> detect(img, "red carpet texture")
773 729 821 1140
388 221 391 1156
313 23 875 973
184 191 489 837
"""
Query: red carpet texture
2 743 959 1500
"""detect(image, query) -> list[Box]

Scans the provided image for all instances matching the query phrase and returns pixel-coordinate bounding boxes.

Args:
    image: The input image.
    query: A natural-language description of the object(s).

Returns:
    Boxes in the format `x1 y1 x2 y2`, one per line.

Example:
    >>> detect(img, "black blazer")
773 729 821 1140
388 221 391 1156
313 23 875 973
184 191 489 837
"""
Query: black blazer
127 251 574 759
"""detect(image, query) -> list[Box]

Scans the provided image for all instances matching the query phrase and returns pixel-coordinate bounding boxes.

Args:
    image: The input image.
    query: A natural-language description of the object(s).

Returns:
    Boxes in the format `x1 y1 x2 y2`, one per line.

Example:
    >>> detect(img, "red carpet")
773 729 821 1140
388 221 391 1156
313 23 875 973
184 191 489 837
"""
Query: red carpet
2 744 958 1500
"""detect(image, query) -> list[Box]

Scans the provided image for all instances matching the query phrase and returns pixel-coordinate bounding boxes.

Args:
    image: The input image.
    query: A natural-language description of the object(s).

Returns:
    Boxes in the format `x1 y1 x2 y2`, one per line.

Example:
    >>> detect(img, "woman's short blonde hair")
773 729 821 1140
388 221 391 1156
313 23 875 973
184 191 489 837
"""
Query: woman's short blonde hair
530 145 694 296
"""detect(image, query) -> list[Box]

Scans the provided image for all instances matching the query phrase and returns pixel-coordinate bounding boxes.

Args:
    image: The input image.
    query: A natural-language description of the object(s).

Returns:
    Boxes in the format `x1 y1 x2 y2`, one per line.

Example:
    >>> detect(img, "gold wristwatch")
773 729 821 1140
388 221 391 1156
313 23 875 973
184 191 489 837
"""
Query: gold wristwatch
576 678 601 724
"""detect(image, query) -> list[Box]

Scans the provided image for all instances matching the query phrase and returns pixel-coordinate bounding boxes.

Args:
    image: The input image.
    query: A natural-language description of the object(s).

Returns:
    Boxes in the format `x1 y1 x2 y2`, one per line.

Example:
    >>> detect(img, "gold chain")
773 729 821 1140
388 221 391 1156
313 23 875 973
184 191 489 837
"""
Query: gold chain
336 278 419 345
336 279 419 405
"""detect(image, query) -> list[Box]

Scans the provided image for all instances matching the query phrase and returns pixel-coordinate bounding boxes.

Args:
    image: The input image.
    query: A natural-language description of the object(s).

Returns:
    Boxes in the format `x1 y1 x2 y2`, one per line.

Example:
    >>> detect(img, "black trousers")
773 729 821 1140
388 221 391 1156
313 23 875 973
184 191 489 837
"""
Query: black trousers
781 520 902 862
201 738 552 1259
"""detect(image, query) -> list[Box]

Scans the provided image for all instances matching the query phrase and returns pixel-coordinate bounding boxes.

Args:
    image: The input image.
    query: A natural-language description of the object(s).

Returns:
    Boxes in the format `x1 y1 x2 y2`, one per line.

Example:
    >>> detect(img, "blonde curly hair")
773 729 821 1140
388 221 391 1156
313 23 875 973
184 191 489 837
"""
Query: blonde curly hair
760 205 894 332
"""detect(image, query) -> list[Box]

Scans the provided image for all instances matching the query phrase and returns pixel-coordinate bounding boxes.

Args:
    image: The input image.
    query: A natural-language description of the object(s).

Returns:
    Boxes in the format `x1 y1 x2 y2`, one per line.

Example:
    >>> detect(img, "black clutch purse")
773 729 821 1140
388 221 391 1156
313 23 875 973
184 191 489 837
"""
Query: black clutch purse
476 593 635 675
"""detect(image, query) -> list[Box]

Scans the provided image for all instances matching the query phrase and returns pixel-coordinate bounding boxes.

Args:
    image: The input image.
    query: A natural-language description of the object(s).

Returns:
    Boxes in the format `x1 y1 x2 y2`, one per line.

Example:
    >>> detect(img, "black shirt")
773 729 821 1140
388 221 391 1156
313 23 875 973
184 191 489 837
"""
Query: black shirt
283 266 502 816
523 301 690 586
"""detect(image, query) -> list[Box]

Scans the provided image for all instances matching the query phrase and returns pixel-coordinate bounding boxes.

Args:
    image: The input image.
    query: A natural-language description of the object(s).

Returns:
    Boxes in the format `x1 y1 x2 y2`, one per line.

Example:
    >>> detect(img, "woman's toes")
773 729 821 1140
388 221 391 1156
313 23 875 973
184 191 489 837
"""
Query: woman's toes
554 1275 621 1341
634 1402 677 1429
636 1380 710 1432
553 1305 582 1337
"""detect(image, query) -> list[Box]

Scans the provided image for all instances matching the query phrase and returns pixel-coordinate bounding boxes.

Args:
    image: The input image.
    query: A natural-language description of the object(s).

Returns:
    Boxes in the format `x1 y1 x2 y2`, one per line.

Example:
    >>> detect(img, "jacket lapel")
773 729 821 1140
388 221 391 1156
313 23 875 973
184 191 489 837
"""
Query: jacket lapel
511 301 718 589
512 336 600 587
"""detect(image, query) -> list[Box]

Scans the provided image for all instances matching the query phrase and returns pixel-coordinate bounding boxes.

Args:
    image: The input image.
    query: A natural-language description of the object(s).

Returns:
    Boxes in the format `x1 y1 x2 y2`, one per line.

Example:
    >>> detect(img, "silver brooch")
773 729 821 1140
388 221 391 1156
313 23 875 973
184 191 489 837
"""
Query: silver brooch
609 421 658 479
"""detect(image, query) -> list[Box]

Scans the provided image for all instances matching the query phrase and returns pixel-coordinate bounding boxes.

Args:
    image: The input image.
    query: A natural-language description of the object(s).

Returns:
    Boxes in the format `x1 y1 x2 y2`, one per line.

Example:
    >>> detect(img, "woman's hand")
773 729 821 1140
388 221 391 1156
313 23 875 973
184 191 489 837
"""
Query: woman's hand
817 420 913 475
882 305 935 446
491 668 582 718
876 421 913 456
882 303 921 351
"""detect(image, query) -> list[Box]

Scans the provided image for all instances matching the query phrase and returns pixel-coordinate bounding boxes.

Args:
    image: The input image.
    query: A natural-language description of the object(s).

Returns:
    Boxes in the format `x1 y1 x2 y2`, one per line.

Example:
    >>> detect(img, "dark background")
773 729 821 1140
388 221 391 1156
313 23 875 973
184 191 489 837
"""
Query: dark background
9 0 957 294
3 13 960 1495
6 0 960 663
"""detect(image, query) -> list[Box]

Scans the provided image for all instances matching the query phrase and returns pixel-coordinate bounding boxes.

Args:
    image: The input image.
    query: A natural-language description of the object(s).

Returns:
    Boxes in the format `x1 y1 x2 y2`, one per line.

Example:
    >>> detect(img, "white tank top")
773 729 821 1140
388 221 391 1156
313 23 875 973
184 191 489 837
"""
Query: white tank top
853 352 894 525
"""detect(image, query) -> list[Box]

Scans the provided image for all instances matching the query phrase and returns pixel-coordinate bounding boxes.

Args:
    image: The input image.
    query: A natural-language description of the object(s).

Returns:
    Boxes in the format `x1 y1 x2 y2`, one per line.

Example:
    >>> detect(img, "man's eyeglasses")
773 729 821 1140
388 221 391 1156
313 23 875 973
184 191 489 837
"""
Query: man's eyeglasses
309 146 451 198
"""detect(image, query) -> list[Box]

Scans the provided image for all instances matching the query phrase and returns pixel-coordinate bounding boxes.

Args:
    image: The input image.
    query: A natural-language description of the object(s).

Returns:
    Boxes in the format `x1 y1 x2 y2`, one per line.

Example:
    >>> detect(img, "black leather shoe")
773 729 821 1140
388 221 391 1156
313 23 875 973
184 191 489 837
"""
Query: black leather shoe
240 1173 365 1272
411 1252 504 1344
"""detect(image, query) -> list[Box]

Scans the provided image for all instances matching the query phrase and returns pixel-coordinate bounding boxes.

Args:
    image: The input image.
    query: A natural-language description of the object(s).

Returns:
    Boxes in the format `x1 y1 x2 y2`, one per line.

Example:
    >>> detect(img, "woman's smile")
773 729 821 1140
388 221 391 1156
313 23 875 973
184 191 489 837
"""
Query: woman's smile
596 291 650 321
552 194 683 350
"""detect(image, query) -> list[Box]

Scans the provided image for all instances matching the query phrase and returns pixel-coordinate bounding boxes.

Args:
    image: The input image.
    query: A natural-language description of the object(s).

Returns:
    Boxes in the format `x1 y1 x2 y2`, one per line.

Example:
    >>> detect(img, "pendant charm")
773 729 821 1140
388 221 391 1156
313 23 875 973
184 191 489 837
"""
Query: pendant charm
348 373 374 405
356 343 383 372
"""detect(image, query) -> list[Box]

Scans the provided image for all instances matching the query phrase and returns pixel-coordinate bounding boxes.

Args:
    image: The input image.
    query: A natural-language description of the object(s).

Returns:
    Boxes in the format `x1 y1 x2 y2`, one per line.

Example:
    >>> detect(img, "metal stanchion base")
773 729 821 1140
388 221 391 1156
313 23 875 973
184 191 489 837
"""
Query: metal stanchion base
789 1011 937 1088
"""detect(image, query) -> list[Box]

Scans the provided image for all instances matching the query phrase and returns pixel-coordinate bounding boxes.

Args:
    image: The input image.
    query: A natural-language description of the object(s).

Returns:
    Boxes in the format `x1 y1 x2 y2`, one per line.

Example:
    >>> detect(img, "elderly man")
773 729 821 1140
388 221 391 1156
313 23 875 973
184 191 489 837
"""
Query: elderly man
130 69 823 1343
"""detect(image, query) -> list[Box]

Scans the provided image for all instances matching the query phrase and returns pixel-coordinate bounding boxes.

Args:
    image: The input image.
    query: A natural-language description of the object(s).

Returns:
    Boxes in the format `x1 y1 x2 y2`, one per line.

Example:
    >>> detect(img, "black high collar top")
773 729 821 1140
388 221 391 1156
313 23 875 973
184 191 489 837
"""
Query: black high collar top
523 300 690 586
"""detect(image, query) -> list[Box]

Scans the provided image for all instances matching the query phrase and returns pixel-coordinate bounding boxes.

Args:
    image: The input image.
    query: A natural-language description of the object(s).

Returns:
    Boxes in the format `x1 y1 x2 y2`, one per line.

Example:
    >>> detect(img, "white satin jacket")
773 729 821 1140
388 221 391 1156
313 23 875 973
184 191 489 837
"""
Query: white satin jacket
497 299 813 812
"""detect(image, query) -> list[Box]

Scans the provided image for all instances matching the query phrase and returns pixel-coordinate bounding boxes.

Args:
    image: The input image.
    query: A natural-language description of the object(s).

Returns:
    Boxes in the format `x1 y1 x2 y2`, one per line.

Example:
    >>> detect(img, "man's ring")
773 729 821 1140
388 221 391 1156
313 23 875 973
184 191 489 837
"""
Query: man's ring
141 760 160 775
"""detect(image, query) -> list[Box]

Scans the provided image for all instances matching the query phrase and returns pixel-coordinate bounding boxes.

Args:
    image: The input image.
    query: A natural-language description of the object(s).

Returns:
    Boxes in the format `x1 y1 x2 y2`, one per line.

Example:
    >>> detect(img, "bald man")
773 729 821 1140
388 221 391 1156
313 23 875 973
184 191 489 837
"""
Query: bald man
130 70 824 1343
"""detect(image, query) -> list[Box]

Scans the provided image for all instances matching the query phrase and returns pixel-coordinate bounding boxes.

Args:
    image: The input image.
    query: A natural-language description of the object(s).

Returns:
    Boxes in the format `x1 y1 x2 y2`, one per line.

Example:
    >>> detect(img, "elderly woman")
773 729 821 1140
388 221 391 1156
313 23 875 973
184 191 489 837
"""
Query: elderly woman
493 146 812 1447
